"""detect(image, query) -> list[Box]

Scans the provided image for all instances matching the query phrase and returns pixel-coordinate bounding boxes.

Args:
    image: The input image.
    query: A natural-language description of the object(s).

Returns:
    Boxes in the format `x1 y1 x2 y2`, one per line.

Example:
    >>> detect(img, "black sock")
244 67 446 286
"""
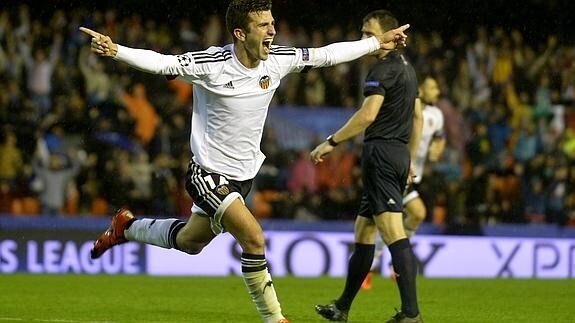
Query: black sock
335 243 375 311
389 238 419 317
241 253 267 272
168 220 186 250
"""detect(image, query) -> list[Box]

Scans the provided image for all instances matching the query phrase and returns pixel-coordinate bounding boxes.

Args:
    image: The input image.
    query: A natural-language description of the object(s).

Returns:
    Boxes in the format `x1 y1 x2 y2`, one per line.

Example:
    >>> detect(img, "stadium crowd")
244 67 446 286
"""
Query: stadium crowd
1 4 574 233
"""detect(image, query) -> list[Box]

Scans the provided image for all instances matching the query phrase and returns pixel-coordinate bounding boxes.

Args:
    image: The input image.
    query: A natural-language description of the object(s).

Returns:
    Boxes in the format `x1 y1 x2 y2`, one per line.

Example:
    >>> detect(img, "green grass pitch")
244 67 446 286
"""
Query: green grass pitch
0 274 572 322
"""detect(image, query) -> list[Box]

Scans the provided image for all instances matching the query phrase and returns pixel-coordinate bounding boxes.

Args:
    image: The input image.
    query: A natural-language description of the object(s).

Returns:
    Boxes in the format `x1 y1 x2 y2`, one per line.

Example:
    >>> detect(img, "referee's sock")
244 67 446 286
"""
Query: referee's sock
124 218 185 249
389 238 419 317
241 253 285 323
335 243 375 311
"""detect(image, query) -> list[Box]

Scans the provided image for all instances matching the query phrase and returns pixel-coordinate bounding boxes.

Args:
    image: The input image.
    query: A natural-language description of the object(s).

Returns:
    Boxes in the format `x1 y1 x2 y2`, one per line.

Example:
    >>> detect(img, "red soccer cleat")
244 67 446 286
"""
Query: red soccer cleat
361 271 373 290
90 208 135 259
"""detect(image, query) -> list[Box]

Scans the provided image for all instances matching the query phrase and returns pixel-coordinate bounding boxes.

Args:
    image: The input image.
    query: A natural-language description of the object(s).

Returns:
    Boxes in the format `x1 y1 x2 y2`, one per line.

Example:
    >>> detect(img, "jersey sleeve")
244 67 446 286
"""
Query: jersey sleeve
363 65 398 97
115 45 225 80
267 46 306 76
271 37 380 76
433 108 446 138
307 37 380 68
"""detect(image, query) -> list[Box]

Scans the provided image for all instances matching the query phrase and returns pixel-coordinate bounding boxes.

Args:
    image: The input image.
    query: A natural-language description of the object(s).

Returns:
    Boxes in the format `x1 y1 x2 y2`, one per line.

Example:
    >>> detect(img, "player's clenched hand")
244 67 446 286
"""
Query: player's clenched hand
79 27 118 57
309 141 334 165
377 24 410 50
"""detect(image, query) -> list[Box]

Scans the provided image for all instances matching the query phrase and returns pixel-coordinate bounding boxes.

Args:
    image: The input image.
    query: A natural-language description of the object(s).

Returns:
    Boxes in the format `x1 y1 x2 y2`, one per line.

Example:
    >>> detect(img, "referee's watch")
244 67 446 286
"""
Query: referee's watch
326 134 339 147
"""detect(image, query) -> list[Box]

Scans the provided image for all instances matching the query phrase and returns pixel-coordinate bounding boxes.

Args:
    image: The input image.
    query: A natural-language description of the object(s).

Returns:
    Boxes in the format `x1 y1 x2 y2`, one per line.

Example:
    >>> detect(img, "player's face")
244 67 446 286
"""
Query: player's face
361 18 386 57
420 78 440 105
244 10 276 62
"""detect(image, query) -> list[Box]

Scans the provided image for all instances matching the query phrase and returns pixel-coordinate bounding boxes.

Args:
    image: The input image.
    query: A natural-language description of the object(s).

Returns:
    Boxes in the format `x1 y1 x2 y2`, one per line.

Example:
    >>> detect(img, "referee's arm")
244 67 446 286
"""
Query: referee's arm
329 95 384 143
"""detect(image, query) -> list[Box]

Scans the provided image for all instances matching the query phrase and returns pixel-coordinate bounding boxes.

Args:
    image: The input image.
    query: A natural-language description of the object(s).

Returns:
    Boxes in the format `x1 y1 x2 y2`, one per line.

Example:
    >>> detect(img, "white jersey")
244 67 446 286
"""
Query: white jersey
413 104 444 183
115 38 380 180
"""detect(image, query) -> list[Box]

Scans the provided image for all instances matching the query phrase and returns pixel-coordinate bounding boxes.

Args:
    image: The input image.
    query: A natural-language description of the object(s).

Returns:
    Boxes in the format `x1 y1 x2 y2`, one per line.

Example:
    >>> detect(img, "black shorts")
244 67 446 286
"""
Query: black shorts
185 160 253 218
358 140 410 217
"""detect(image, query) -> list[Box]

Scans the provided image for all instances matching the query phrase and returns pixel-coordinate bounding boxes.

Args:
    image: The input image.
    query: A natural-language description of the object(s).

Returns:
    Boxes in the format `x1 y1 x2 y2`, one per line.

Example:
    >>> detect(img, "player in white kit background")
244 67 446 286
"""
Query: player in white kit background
79 0 410 322
363 75 445 289
403 75 445 237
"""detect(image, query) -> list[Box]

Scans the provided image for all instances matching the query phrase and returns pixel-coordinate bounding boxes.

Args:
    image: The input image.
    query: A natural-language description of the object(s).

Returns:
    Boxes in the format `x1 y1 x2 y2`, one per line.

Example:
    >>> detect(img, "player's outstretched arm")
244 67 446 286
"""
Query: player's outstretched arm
303 23 410 68
375 24 410 50
79 27 118 57
79 26 183 76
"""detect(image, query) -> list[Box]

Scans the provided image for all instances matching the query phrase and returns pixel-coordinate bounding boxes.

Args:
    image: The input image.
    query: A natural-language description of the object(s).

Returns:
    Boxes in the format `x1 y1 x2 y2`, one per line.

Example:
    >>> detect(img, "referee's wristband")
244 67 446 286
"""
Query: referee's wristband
326 134 339 147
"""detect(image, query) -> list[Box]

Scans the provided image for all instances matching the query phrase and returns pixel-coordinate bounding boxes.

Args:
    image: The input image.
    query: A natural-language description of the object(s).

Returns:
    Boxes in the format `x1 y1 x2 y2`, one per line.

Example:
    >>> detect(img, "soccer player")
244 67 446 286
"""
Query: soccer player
362 75 445 289
311 10 423 323
79 1 410 322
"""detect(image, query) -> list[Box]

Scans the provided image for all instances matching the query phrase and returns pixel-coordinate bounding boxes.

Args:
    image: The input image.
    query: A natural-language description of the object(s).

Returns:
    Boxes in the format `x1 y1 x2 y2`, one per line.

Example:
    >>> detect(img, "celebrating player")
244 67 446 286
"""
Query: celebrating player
80 1 410 322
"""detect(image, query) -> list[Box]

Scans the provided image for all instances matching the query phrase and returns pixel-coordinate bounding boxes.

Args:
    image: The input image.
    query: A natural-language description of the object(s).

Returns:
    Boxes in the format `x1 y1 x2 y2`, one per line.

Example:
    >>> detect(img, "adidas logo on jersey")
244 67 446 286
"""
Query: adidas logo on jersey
224 81 234 89
387 198 396 205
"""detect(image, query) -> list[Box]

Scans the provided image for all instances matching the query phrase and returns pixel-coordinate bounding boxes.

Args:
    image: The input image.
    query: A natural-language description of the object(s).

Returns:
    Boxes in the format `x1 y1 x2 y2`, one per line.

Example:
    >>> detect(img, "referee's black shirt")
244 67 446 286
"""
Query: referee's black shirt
362 51 418 144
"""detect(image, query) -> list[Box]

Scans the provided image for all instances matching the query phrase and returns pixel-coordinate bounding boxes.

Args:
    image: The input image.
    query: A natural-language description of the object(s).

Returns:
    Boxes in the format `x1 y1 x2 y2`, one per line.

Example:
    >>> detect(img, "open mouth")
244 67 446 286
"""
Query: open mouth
263 39 272 52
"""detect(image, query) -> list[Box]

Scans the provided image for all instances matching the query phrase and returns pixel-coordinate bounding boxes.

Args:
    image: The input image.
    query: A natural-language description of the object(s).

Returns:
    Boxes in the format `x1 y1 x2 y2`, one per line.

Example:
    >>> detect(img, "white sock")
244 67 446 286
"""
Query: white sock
242 254 284 322
124 218 184 249
370 237 386 271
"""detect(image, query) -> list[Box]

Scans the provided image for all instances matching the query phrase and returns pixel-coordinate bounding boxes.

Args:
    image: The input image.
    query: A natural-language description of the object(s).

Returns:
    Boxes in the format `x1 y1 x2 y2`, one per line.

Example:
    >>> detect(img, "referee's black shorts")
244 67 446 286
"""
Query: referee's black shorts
358 139 410 217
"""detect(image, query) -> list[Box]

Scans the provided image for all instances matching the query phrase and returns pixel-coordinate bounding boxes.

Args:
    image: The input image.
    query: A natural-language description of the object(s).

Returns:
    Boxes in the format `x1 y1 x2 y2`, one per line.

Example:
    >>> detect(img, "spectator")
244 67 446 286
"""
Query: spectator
546 164 569 226
32 150 81 216
286 148 317 195
78 46 112 107
0 128 23 186
16 30 63 116
120 83 159 146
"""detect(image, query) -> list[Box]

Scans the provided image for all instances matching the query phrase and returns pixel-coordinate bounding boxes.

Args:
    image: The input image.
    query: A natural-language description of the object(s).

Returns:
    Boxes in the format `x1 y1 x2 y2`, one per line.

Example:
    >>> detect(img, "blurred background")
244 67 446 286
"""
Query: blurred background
1 0 575 239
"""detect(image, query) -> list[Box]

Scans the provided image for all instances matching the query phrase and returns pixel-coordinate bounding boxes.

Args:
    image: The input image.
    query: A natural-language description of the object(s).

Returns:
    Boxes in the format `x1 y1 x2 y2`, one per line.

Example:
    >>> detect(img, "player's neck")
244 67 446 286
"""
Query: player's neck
376 49 394 60
233 43 261 69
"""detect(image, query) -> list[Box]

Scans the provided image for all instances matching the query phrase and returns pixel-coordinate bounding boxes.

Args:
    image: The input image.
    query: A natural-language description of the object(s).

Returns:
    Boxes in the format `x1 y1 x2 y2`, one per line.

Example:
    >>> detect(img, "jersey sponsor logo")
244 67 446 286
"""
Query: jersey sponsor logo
177 54 192 67
259 75 270 89
301 48 310 61
224 81 234 89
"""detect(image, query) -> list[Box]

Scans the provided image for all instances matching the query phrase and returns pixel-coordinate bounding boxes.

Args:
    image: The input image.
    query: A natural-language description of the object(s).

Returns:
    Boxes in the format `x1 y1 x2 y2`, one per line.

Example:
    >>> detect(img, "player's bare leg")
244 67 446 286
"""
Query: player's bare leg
175 213 217 254
403 198 426 238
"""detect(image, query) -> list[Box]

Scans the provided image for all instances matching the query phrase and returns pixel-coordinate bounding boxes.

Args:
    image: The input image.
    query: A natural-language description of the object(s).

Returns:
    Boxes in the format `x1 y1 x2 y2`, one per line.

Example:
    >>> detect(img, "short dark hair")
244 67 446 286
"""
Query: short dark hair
362 10 398 32
417 73 436 86
226 0 272 37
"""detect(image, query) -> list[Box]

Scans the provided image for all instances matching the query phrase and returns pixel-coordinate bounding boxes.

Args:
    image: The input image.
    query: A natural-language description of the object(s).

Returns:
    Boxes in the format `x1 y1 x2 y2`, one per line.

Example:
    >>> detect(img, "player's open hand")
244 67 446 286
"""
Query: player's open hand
310 141 334 164
79 27 118 57
377 24 410 50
